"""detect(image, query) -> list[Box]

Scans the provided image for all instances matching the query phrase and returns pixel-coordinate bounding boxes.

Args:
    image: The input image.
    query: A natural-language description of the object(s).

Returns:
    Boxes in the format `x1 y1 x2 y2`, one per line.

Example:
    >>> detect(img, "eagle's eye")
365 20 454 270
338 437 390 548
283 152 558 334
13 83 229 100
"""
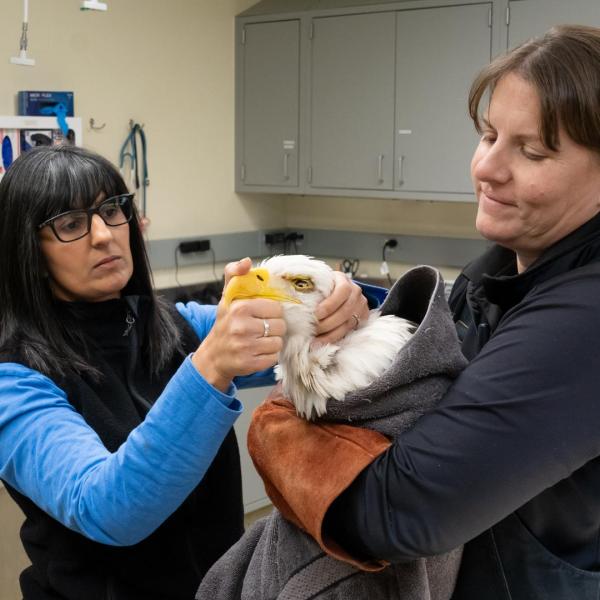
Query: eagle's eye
291 277 314 292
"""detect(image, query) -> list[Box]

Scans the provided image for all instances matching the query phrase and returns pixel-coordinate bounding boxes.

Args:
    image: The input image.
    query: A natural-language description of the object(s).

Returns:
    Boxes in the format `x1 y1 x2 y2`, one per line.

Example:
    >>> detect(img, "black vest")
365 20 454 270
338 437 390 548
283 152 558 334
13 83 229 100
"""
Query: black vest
2 297 244 600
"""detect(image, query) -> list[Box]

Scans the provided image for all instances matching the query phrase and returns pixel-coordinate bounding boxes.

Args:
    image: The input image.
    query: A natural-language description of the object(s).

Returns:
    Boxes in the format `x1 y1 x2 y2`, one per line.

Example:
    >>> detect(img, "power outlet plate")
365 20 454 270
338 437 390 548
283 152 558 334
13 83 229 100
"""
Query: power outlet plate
179 239 211 254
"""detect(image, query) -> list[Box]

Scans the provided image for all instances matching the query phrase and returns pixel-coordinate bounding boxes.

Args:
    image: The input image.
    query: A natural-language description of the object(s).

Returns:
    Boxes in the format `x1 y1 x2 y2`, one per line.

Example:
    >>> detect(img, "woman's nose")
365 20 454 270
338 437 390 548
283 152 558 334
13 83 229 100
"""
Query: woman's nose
472 142 511 185
89 214 113 244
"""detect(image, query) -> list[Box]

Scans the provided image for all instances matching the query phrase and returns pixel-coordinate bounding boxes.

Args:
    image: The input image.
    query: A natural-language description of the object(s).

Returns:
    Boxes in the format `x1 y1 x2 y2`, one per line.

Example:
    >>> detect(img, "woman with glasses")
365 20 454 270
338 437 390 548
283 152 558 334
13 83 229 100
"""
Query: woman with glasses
0 145 367 600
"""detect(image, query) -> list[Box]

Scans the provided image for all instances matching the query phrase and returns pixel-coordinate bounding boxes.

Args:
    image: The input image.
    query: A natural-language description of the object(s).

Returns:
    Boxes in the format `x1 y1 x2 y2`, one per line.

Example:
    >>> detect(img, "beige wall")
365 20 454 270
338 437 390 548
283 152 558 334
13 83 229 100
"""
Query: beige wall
285 195 479 239
1 0 286 245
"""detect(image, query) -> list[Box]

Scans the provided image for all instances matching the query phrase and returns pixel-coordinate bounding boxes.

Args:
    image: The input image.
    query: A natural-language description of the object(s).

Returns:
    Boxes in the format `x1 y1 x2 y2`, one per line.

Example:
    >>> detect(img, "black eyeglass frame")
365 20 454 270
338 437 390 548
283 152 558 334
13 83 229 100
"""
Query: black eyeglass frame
37 193 135 243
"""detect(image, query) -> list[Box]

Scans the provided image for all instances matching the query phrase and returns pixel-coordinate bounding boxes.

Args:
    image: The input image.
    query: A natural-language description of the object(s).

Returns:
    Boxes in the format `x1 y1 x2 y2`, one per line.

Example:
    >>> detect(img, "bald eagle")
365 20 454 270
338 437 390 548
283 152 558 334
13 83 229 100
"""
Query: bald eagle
224 255 415 419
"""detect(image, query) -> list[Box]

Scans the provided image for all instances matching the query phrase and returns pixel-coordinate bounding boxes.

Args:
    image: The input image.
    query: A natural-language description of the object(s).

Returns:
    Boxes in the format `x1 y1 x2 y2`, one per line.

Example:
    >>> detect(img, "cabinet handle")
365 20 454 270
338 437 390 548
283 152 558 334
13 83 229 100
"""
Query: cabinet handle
283 153 290 180
398 155 405 186
377 154 384 184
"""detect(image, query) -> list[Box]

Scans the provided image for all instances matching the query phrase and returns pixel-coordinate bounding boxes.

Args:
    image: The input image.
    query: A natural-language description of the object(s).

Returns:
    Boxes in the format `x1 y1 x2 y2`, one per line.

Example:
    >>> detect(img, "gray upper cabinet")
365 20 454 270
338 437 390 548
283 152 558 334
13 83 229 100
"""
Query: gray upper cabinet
508 0 600 49
236 0 594 200
395 3 492 195
309 12 396 190
238 19 300 188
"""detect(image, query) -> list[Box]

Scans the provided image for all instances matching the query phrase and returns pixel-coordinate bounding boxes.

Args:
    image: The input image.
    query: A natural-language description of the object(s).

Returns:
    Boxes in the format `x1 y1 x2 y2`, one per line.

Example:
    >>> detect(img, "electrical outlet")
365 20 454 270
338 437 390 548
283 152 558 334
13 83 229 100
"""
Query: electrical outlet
264 232 286 245
179 239 211 254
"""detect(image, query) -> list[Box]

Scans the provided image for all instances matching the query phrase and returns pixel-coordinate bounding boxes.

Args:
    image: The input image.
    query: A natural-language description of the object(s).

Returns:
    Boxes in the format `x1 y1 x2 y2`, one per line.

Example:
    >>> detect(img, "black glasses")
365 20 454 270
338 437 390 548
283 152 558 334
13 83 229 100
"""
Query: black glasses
38 193 134 243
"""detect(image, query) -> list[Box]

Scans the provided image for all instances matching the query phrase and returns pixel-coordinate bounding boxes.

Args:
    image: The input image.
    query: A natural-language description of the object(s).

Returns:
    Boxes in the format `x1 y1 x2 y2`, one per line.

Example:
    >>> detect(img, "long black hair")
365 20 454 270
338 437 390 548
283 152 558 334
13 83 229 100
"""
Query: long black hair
0 145 182 377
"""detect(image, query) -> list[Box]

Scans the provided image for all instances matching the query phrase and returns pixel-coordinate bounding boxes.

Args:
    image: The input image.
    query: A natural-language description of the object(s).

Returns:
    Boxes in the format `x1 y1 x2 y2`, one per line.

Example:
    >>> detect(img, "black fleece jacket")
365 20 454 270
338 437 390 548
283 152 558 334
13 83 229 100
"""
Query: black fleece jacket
4 298 244 600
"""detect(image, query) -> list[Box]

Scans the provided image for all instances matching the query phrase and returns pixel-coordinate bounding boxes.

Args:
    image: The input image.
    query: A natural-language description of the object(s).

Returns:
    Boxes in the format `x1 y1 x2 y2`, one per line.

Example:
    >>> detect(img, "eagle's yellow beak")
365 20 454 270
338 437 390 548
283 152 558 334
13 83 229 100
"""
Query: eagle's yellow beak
223 268 301 305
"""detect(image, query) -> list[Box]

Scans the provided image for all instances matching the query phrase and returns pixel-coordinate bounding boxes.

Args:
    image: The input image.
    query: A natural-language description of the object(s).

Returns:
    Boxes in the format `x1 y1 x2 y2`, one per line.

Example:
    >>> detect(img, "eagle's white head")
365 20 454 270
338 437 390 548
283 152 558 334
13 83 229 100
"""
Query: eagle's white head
224 254 334 336
224 255 413 419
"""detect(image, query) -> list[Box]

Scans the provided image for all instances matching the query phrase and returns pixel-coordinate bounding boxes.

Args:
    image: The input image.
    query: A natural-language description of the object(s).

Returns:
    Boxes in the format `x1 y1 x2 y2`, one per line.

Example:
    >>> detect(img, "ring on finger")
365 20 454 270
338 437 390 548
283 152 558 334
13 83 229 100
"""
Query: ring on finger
351 313 360 329
262 319 271 338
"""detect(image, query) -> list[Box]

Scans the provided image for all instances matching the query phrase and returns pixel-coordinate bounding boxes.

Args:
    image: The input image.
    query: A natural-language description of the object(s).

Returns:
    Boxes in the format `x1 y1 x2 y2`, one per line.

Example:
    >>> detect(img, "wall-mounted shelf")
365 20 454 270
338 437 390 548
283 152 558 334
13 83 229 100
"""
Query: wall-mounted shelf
0 116 83 180
0 116 82 141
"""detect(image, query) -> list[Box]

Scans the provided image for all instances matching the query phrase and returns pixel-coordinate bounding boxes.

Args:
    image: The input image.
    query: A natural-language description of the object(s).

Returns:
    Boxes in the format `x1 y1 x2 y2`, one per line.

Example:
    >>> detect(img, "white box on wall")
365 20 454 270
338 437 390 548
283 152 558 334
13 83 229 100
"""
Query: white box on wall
0 116 82 181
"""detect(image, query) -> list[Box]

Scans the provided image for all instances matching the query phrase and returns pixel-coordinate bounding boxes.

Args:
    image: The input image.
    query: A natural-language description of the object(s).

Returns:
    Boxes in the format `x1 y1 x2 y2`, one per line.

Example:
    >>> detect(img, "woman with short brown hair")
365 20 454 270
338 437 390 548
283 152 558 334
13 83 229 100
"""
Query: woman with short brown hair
250 25 600 599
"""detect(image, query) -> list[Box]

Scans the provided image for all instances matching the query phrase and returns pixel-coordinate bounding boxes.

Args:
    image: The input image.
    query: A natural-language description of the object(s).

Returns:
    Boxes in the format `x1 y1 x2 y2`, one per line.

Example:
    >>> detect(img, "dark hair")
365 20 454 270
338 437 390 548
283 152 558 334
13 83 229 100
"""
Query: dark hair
469 24 600 152
0 145 182 377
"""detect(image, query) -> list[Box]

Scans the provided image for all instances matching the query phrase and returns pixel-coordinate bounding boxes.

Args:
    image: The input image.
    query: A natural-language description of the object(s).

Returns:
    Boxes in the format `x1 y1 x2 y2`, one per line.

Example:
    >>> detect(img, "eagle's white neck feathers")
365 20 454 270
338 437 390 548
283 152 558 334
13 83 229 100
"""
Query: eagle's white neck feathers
259 255 414 419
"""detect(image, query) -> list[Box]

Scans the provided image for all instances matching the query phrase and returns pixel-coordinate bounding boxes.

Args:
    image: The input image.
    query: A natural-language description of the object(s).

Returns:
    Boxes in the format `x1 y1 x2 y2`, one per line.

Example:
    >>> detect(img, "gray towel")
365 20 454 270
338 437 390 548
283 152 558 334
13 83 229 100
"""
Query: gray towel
198 266 468 600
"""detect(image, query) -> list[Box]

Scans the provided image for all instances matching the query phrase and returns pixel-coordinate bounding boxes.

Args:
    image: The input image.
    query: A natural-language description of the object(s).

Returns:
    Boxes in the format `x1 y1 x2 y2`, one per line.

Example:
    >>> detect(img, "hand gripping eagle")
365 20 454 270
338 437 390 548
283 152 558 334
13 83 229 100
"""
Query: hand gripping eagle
224 254 415 419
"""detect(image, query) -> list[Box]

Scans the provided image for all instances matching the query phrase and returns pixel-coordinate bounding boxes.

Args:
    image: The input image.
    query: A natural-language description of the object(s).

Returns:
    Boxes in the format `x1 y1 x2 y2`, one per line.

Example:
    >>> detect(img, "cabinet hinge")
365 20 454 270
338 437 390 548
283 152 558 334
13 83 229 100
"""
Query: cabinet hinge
505 6 510 26
307 166 313 184
241 164 246 181
241 27 246 45
488 6 492 28
309 21 314 40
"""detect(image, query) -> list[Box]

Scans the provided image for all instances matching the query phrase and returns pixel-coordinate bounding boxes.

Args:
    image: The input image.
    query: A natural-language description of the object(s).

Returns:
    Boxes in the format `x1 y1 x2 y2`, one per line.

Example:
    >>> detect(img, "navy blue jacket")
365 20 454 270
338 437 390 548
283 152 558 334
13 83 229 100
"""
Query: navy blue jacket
326 212 600 598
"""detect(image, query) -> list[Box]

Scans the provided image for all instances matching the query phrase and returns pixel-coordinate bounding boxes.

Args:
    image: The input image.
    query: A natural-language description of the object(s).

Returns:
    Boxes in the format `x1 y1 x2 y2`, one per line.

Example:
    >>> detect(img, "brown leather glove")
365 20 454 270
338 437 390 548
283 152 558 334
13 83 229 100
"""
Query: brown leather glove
248 384 392 571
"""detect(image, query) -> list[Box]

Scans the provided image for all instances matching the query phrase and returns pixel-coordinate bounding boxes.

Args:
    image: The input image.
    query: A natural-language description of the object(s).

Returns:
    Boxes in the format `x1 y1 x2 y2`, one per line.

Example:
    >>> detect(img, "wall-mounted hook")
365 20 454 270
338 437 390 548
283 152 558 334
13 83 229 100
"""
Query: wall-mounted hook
129 119 144 130
89 118 106 131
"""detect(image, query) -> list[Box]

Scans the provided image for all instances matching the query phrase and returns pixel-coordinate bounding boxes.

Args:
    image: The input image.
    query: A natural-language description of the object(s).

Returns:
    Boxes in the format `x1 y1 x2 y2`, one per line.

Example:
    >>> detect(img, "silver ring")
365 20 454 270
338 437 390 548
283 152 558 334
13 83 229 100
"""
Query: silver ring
262 319 271 337
351 313 360 329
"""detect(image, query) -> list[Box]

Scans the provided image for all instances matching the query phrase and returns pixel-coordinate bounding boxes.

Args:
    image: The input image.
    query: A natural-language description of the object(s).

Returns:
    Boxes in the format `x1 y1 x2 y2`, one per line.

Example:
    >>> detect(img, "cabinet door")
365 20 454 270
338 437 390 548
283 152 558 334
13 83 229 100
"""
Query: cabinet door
309 12 396 190
508 0 600 48
234 386 274 513
240 20 300 187
395 3 492 195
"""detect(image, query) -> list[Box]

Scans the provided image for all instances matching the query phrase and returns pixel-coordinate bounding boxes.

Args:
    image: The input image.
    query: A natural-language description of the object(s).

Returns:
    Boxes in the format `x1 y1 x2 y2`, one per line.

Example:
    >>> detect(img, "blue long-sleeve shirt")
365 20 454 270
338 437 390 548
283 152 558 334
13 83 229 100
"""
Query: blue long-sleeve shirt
0 302 272 546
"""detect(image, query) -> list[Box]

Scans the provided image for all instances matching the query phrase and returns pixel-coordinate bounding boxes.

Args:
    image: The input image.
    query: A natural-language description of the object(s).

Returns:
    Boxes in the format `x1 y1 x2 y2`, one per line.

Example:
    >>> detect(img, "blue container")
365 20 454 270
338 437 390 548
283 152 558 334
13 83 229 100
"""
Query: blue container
18 91 74 117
